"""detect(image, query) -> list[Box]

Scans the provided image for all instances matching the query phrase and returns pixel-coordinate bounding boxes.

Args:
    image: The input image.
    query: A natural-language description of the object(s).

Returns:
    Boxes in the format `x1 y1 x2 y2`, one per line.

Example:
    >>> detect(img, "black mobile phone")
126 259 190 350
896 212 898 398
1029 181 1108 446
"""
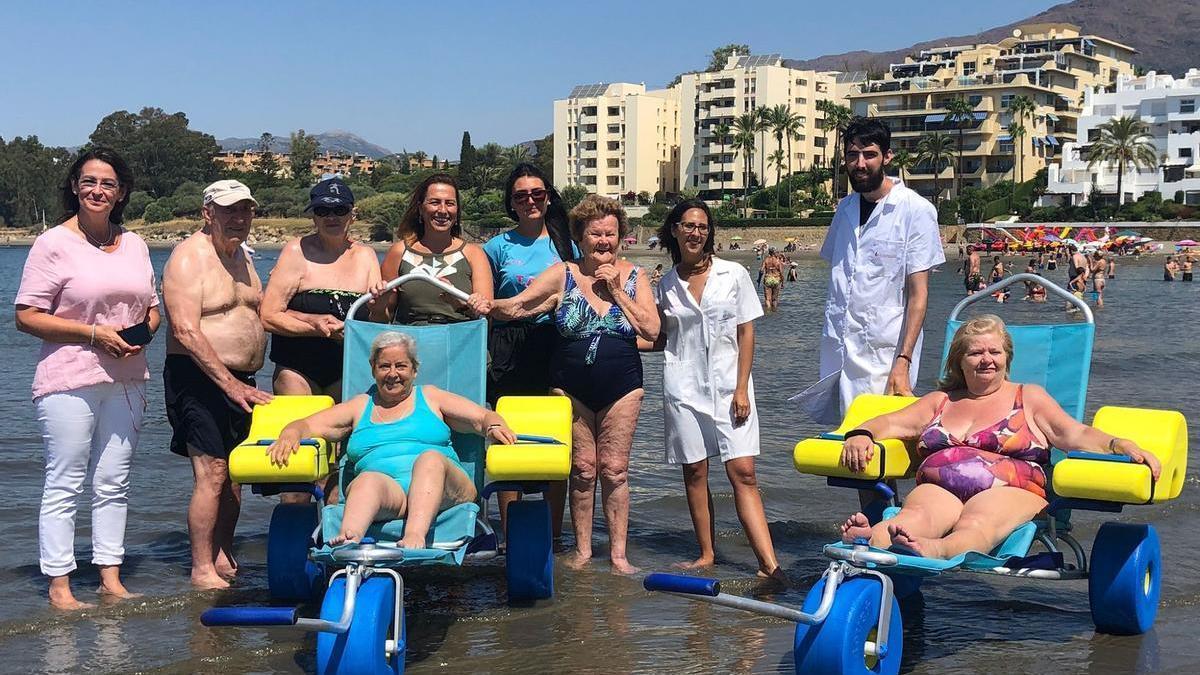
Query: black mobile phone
117 321 153 346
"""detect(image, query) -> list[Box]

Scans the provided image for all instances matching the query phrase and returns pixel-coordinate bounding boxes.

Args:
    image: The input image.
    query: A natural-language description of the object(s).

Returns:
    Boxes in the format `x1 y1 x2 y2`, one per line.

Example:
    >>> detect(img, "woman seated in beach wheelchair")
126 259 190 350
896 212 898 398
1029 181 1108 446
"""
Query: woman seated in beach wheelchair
265 331 516 550
836 314 1160 560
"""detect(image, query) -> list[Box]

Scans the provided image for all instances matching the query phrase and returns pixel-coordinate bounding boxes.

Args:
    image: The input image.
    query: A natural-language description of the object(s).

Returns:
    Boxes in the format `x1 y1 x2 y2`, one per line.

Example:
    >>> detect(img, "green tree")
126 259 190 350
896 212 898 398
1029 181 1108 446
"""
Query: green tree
1007 121 1026 199
252 132 282 186
753 106 770 195
471 164 501 194
560 184 588 211
821 103 853 199
288 129 320 182
732 113 757 208
944 97 976 198
713 121 732 203
533 133 554 179
411 150 428 171
707 44 750 71
1088 115 1158 206
88 107 220 198
357 192 409 241
477 142 504 169
0 135 71 228
1009 95 1037 185
458 132 477 188
916 132 956 205
768 148 787 211
891 148 914 183
503 144 531 168
774 107 805 207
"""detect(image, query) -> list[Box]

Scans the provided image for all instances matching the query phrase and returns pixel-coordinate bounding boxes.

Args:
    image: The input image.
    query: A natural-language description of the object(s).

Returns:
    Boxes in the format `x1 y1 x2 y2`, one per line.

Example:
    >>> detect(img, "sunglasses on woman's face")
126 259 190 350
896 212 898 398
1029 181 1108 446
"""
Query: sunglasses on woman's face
511 188 548 203
313 205 351 217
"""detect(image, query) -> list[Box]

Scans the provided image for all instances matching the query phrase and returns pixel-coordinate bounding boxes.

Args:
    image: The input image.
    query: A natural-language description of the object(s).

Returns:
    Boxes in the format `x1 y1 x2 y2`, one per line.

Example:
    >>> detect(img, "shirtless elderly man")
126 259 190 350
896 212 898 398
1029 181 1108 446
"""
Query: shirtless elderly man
162 180 271 588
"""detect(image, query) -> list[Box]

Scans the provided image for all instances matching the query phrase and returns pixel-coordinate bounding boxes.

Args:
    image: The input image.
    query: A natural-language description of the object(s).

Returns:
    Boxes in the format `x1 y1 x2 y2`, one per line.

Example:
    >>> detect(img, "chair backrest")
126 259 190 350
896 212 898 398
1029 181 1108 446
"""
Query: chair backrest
941 320 1094 421
342 318 490 489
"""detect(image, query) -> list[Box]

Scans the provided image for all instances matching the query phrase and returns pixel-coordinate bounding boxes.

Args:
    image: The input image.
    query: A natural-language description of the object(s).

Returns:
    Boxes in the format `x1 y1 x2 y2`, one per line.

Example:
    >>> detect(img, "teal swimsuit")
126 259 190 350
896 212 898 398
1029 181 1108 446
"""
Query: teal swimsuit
345 387 466 493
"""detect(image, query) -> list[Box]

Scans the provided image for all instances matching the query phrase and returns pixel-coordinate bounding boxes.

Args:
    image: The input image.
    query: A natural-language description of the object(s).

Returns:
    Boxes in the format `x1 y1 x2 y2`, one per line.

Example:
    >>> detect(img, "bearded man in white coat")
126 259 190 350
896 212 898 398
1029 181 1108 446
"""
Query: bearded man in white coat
819 117 944 507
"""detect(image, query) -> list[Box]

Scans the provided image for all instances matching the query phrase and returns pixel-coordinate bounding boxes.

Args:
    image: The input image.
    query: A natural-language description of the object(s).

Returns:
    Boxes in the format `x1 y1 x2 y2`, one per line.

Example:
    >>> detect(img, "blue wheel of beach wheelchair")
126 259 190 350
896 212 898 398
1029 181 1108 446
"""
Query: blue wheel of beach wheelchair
1089 522 1161 635
317 575 403 675
506 499 554 601
267 503 325 601
794 576 902 675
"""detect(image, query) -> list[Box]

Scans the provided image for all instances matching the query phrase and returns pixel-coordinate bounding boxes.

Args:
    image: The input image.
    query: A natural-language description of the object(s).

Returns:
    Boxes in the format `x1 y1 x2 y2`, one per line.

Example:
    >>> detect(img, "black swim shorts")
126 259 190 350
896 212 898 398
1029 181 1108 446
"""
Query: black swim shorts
164 354 257 459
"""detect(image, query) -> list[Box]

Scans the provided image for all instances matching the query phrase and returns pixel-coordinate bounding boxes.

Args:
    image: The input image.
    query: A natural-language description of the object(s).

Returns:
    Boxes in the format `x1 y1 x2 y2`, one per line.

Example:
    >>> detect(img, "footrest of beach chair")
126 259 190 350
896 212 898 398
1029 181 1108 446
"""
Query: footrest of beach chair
319 502 479 566
229 396 337 484
1052 407 1187 505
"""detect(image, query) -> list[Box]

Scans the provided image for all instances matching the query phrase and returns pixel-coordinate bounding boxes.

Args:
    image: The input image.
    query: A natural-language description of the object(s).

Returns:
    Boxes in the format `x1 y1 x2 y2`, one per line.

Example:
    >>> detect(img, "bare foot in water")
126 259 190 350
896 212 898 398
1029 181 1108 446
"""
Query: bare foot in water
215 553 239 581
888 524 940 558
190 571 231 590
48 584 95 611
840 512 873 544
610 557 640 575
672 556 715 571
564 549 592 570
98 581 142 601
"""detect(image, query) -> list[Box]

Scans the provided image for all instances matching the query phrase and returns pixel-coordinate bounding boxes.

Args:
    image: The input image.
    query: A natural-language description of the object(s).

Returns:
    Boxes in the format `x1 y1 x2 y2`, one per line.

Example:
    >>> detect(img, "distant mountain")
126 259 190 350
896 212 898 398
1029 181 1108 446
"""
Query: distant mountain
218 130 392 158
787 0 1200 77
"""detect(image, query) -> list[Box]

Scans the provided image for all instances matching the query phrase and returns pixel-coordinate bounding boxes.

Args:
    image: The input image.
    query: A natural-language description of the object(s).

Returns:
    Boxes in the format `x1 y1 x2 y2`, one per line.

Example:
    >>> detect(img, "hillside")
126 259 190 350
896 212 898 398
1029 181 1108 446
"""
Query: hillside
788 0 1200 76
218 130 393 158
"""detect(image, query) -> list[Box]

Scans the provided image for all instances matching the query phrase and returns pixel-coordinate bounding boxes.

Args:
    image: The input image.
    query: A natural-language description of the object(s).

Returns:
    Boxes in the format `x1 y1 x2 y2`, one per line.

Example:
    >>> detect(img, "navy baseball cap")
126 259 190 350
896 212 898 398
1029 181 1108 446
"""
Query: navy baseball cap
305 178 355 211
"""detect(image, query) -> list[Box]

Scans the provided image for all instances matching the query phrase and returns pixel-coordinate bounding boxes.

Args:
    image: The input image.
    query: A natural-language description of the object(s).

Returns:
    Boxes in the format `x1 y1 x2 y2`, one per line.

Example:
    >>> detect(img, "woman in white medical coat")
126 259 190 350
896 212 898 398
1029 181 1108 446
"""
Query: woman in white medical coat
646 200 782 578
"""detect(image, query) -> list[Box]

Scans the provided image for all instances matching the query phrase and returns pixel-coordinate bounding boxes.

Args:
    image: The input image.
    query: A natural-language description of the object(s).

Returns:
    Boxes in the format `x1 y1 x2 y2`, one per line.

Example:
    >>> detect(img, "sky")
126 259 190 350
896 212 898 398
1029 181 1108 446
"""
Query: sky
0 0 1061 158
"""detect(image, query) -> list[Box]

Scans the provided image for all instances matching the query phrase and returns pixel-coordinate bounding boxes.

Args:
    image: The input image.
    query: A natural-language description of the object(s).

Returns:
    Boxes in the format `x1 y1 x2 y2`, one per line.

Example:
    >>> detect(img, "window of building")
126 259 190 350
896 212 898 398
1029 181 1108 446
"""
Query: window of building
1181 148 1193 159
583 159 596 168
968 95 983 106
1001 94 1015 109
607 158 621 168
607 141 620 151
796 78 808 86
606 176 620 186
795 97 807 104
963 61 976 76
607 124 620 133
607 106 620 116
814 137 826 148
1182 99 1196 114
1093 105 1116 116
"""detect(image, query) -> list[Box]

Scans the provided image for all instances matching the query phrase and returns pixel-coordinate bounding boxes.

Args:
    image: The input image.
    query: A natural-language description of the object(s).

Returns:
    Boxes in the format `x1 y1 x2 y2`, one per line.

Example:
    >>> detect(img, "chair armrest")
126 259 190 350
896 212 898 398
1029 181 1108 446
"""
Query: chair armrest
793 437 915 480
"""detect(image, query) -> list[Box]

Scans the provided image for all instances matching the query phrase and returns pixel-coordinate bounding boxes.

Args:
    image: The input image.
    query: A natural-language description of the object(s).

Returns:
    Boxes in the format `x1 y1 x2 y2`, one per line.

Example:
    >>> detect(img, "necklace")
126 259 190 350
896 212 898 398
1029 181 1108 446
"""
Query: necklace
82 222 116 248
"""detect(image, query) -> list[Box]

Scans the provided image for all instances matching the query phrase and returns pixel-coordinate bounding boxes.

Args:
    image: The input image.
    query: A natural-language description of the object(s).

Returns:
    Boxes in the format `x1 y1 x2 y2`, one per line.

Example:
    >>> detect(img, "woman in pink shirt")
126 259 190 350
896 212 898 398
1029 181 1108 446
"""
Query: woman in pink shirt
14 148 160 610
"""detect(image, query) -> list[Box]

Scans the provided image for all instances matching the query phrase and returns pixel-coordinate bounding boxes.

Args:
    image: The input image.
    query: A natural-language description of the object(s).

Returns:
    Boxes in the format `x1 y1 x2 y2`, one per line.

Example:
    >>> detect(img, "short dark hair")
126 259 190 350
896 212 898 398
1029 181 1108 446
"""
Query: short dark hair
658 199 715 265
502 163 574 261
842 117 891 154
61 147 134 225
398 173 460 241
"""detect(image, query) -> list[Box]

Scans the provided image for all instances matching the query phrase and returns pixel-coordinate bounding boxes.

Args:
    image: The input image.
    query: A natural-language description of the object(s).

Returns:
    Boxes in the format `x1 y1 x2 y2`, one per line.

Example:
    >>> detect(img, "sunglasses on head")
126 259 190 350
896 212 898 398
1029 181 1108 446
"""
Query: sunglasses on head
313 205 351 217
511 188 548 203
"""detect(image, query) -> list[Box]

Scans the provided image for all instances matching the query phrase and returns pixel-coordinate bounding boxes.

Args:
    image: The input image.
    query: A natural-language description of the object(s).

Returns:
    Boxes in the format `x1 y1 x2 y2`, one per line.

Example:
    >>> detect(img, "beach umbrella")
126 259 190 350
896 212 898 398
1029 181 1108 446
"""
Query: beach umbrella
784 237 796 243
753 238 768 246
623 236 637 244
1042 233 1061 242
1177 239 1198 247
647 236 660 244
1116 229 1141 238
729 235 743 241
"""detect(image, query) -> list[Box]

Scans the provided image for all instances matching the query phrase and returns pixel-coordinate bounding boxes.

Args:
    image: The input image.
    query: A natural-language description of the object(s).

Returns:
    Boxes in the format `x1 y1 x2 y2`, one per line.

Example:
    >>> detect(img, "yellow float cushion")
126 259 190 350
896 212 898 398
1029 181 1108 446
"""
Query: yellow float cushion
1052 406 1188 504
228 395 336 484
793 394 920 480
487 396 572 481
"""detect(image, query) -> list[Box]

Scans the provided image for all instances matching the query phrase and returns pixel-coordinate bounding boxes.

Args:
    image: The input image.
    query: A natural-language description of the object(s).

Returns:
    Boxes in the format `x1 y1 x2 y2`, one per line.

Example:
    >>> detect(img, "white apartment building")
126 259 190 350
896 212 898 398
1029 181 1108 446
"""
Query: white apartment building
677 54 854 198
553 83 680 198
1044 69 1200 206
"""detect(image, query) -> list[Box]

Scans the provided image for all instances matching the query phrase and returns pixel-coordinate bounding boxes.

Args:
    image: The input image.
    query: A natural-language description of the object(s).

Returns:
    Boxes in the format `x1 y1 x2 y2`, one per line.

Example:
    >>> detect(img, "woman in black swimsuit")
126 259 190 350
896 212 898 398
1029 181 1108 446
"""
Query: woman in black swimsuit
261 178 381 400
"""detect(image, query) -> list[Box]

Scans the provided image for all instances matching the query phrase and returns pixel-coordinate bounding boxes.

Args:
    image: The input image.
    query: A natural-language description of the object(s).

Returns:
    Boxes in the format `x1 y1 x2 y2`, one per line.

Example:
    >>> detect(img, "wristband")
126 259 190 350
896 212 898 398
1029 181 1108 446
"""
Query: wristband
895 353 912 363
1108 437 1119 453
844 429 875 443
89 324 96 347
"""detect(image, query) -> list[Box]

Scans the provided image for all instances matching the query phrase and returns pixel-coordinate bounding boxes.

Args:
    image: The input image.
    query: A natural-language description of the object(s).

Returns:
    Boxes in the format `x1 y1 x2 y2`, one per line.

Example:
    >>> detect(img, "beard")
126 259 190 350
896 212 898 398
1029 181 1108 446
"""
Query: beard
848 164 886 194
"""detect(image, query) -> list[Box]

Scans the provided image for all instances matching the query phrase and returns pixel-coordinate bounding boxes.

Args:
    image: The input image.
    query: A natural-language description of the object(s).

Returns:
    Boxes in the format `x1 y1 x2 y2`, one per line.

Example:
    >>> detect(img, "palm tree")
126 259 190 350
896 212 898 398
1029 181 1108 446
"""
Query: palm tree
412 150 428 171
815 99 831 168
768 148 787 212
733 113 758 207
1088 115 1158 205
944 97 977 197
471 164 500 195
713 121 732 204
503 144 531 167
824 103 854 199
754 106 771 197
1007 121 1026 184
916 132 956 205
769 105 804 207
891 148 915 183
1008 95 1037 185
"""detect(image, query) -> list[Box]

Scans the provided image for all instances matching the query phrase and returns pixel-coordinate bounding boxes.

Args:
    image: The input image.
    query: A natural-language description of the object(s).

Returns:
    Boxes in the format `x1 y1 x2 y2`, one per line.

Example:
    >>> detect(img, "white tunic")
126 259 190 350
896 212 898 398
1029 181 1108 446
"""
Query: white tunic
818 180 945 420
656 257 764 464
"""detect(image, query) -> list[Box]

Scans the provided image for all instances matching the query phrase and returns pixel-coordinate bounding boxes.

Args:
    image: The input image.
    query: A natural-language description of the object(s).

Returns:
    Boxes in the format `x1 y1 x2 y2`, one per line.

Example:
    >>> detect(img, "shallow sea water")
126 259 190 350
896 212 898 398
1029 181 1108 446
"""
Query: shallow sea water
0 244 1195 674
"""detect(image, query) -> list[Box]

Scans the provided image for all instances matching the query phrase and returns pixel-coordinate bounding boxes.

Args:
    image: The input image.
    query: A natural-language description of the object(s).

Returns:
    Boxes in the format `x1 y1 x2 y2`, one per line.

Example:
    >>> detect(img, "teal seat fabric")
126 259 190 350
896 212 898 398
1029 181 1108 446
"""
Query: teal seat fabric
317 502 479 566
942 320 1094 421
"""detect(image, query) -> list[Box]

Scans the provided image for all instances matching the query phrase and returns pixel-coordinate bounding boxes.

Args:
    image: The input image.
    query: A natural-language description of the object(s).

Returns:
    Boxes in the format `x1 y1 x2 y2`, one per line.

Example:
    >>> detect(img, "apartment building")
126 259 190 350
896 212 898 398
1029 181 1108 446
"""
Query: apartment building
214 150 379 178
1044 69 1200 206
553 83 680 198
677 54 854 198
849 23 1138 200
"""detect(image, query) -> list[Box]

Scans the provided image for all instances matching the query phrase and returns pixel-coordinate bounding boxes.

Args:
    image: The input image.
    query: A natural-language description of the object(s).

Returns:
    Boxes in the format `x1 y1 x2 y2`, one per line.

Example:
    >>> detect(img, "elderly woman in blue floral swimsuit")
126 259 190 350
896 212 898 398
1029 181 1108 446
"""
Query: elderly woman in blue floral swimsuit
837 315 1160 559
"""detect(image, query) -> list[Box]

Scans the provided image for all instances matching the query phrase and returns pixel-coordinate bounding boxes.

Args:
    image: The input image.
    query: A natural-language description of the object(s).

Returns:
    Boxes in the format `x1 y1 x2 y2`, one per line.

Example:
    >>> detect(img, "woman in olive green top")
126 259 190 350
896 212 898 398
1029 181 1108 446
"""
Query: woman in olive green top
372 174 493 324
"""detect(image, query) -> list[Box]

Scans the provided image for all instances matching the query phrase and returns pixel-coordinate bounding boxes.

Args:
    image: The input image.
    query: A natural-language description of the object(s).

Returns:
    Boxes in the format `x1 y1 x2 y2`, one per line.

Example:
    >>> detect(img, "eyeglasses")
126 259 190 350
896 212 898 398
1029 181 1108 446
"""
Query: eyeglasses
679 223 710 234
511 188 548 203
78 177 120 193
313 205 351 217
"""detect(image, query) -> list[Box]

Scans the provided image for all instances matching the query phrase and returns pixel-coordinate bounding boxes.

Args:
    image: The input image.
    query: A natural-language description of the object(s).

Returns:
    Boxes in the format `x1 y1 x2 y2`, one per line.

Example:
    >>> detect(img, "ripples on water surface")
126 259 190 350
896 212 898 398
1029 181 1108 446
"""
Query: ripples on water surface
0 245 1194 673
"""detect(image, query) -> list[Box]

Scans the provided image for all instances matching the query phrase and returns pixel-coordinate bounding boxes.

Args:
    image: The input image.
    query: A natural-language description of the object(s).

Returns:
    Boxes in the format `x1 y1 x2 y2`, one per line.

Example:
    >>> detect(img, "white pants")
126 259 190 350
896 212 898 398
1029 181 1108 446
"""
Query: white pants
35 381 147 577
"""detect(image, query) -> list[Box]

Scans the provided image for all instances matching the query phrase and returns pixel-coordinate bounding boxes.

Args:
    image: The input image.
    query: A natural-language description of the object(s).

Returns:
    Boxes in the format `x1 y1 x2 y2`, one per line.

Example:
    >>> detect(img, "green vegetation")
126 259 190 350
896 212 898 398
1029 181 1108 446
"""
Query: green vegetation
1087 115 1158 205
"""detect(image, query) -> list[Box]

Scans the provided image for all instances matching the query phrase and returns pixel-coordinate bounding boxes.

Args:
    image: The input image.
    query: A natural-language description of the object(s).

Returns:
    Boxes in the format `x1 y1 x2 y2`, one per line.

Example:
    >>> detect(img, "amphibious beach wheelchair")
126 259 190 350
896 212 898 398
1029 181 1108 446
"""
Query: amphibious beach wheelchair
646 273 1188 674
200 275 572 674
